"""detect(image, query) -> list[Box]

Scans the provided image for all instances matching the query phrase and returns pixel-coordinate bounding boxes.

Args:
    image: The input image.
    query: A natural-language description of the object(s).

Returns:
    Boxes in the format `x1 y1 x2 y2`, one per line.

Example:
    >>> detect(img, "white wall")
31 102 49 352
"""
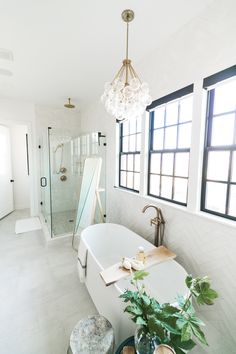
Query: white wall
35 105 81 138
9 124 30 210
0 99 38 216
80 1 236 353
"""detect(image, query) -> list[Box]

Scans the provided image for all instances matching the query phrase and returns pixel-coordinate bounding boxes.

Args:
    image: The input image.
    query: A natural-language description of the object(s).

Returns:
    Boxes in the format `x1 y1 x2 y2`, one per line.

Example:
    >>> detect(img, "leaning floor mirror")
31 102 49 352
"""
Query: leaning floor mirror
72 156 105 250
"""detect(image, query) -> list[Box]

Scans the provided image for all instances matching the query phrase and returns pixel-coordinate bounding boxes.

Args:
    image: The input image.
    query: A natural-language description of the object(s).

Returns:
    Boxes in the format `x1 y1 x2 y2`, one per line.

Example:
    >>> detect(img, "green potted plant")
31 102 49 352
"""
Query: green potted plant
120 270 218 354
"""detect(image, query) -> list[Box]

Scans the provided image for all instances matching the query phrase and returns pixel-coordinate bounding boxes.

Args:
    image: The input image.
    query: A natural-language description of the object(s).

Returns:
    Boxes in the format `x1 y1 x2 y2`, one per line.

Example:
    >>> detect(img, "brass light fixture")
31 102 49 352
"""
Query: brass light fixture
101 9 151 121
64 98 75 109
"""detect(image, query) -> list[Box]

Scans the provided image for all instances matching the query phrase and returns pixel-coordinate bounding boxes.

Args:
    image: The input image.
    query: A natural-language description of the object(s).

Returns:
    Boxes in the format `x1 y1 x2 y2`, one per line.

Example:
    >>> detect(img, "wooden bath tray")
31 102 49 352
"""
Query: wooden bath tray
100 246 176 286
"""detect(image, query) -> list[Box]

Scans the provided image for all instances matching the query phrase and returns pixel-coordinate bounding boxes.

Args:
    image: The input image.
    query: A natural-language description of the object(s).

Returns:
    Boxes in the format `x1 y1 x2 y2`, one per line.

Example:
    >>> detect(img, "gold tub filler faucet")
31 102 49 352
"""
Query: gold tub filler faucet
142 204 165 247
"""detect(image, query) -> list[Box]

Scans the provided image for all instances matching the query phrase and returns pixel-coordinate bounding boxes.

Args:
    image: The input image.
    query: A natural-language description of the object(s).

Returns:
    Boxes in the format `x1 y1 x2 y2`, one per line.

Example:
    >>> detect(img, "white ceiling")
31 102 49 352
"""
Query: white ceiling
0 0 214 109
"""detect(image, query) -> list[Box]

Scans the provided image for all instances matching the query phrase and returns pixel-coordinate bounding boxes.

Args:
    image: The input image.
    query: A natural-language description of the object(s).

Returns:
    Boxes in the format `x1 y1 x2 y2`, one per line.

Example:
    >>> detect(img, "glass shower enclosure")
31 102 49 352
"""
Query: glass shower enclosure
39 128 106 238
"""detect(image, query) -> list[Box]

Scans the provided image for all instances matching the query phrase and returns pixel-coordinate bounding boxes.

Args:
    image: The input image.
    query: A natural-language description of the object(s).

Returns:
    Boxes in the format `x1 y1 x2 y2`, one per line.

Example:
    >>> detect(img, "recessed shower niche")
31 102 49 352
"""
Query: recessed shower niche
39 128 106 238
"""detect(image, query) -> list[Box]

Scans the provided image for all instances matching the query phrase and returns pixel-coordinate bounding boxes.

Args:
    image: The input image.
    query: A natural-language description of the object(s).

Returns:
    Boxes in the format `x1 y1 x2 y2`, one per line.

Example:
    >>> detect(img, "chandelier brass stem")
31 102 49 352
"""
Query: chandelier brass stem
125 22 129 84
101 9 151 121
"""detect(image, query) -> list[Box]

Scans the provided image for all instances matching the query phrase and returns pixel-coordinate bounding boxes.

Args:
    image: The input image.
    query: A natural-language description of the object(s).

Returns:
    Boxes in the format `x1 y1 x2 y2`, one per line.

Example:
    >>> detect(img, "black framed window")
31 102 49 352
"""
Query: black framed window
119 117 141 192
147 85 194 205
202 68 236 220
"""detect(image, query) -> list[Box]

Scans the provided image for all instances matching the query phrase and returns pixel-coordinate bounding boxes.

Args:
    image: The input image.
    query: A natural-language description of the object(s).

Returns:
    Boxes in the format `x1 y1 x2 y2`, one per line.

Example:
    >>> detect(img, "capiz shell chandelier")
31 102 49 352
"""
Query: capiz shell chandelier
101 9 151 121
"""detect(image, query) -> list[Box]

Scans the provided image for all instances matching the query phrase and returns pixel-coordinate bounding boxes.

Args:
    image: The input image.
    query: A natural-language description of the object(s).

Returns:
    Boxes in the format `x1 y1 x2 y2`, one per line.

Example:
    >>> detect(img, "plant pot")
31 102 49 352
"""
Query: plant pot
134 326 160 354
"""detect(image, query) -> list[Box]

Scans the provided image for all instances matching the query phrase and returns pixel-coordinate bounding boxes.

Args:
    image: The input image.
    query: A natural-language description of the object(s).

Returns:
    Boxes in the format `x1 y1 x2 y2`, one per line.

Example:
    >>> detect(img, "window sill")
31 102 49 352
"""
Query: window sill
113 186 236 230
194 210 236 230
113 185 140 196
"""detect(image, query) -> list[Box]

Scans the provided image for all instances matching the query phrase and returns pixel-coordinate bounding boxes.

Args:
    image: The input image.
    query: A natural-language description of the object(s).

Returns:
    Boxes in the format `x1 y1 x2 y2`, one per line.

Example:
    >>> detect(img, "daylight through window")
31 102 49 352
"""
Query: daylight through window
119 117 141 192
202 77 236 220
148 88 193 205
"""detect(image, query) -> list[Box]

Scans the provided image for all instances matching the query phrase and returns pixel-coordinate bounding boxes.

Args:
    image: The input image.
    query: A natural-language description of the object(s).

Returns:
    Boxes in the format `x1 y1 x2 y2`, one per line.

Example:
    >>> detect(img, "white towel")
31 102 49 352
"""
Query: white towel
77 238 87 283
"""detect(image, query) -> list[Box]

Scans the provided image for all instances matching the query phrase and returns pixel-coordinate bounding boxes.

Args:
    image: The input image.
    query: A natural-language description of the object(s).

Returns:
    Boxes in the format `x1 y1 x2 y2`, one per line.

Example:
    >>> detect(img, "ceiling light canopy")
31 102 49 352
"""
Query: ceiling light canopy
101 9 151 121
64 97 75 109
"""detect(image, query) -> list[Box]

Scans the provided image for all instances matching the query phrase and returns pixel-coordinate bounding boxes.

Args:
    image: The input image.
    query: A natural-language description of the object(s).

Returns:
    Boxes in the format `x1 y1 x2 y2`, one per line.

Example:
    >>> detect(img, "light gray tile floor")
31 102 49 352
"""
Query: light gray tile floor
51 210 77 236
0 209 97 354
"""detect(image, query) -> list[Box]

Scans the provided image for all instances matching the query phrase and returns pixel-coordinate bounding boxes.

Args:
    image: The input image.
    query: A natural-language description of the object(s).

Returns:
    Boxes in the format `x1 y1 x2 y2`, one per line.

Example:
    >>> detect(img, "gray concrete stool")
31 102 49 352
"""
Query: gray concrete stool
67 315 114 354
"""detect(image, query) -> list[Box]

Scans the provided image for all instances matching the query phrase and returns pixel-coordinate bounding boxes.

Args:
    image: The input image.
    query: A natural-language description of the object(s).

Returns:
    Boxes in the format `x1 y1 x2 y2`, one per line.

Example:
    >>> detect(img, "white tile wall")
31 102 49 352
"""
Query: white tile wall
80 1 236 352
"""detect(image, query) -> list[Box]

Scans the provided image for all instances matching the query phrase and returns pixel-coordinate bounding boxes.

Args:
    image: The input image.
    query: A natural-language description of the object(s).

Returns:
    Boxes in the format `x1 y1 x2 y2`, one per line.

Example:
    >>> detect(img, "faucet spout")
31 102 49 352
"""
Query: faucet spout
142 204 160 214
142 204 165 247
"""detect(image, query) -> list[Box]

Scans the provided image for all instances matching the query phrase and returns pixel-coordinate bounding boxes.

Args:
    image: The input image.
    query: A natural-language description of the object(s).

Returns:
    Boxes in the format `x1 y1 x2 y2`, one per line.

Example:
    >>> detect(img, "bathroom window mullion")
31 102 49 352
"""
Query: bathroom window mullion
147 87 194 206
119 117 142 193
147 111 154 196
201 72 236 221
119 151 141 192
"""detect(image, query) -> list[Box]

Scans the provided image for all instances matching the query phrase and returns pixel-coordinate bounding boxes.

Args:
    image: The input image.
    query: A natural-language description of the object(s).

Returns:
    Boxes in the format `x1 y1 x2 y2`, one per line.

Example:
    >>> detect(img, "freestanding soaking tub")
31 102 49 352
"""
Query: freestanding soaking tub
78 223 188 346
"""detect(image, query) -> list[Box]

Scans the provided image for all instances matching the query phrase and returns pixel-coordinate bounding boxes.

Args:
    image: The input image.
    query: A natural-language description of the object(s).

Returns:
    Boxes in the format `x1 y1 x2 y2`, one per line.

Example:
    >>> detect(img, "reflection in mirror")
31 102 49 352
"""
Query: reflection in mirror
72 157 103 250
75 157 102 231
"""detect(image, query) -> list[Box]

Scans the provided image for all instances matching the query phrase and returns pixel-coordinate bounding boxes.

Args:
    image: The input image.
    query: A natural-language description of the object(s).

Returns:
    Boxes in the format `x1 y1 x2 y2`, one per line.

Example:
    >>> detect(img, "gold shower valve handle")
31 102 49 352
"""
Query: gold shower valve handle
60 167 67 173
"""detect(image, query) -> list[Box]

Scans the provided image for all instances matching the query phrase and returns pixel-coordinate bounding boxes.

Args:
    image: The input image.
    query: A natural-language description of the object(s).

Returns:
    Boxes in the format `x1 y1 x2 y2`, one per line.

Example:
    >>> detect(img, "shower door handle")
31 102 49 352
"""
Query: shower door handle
40 177 47 187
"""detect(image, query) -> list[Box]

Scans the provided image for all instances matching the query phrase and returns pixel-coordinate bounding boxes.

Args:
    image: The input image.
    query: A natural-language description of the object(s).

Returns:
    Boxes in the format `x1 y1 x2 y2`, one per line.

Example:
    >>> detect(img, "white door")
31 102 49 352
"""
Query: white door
0 125 14 219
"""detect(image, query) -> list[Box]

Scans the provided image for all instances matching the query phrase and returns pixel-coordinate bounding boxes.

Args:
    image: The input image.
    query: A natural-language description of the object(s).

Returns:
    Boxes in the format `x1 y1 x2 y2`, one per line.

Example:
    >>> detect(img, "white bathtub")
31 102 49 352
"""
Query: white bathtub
80 223 188 346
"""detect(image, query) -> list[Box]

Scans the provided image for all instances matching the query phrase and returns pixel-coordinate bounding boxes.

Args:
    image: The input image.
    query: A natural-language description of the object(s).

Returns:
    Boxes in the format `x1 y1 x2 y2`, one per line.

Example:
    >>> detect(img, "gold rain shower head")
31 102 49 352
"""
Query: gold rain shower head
64 98 75 109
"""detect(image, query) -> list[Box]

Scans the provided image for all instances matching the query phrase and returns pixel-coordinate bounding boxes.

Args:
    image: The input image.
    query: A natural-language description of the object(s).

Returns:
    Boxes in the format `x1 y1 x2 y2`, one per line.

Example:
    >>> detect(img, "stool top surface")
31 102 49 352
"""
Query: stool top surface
70 315 114 354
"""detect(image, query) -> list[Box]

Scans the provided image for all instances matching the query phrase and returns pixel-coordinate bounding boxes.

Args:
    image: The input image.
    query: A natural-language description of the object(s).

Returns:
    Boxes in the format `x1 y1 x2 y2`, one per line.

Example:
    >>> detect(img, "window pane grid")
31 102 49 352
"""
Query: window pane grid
202 83 236 220
148 94 193 205
212 109 236 118
119 117 141 192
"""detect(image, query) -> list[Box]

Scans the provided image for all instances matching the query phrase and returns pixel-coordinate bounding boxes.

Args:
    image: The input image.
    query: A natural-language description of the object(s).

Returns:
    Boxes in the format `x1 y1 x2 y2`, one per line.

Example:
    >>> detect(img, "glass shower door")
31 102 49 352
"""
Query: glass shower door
50 129 77 237
39 128 52 236
39 129 106 238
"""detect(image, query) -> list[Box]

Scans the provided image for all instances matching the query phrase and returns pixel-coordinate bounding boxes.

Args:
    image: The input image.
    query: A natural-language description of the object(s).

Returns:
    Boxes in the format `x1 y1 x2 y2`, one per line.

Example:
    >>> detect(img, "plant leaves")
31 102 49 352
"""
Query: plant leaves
147 316 165 340
185 275 193 289
133 270 149 281
142 294 151 306
162 321 181 335
196 288 218 305
135 316 147 326
186 275 218 306
120 273 216 350
190 323 208 346
170 335 196 350
181 322 192 342
124 305 143 316
178 339 196 350
176 318 186 330
170 344 186 354
162 304 179 316
189 315 205 327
